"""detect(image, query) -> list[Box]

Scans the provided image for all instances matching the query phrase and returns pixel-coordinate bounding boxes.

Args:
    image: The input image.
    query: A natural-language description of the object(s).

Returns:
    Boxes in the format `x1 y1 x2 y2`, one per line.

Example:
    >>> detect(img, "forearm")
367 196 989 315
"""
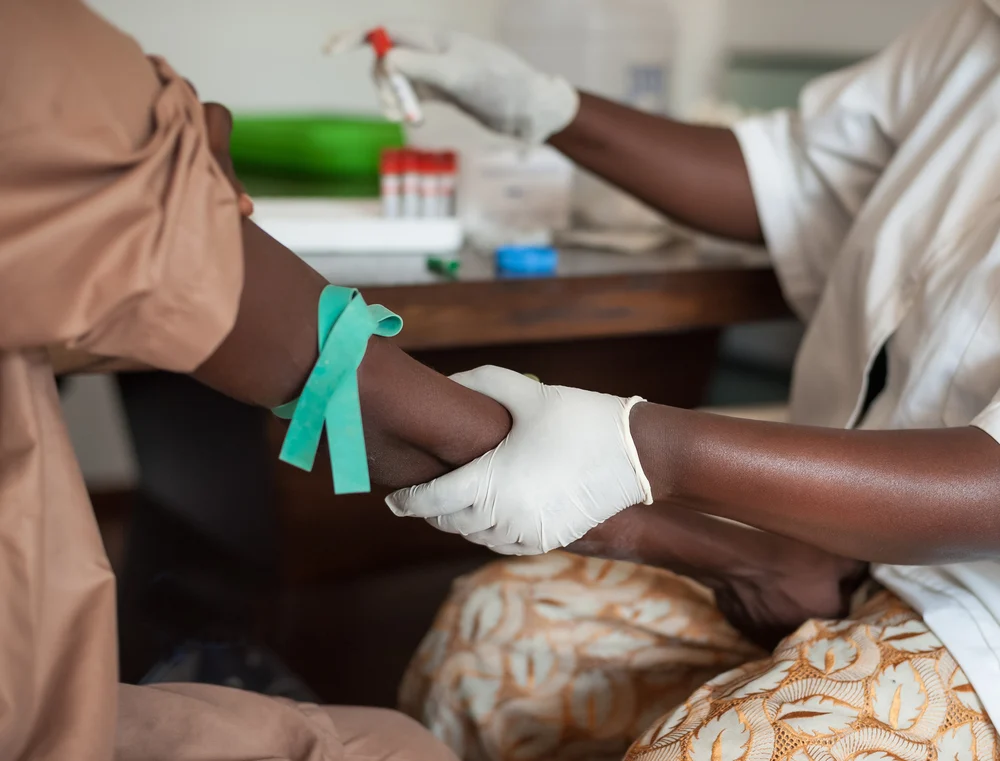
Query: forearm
549 93 763 243
194 219 511 487
356 336 513 487
573 504 866 648
573 503 854 590
631 404 1000 564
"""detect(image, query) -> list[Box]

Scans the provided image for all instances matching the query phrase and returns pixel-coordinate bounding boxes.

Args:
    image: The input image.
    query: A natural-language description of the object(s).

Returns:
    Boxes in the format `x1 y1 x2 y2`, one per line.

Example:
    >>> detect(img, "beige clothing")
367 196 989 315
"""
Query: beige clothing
402 554 998 761
116 685 456 761
0 2 455 759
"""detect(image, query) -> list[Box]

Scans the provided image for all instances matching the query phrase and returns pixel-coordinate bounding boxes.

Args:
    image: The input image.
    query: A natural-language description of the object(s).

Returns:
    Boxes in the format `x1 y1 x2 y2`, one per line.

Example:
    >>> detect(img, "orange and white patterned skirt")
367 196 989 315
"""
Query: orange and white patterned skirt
401 553 997 761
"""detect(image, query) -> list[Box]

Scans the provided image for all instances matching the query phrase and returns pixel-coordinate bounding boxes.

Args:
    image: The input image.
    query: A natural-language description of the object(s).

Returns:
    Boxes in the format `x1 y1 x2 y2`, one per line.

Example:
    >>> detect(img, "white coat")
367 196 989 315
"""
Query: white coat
734 0 1000 722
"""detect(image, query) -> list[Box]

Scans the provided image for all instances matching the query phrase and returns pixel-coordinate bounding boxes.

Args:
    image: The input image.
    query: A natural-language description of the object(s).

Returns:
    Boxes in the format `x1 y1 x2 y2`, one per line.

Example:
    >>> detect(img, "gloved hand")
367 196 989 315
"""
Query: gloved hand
325 27 580 144
385 366 654 555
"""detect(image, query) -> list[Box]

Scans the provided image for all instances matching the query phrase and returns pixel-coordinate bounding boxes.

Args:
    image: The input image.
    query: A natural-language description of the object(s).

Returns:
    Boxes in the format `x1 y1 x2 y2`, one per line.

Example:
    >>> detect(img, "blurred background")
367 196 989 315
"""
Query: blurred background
72 0 941 708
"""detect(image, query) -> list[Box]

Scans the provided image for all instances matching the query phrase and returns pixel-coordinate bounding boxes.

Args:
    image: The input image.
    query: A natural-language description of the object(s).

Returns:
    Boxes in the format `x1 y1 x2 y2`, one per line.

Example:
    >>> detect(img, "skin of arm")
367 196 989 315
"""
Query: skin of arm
629 404 1000 566
573 505 867 649
193 217 513 490
549 93 763 243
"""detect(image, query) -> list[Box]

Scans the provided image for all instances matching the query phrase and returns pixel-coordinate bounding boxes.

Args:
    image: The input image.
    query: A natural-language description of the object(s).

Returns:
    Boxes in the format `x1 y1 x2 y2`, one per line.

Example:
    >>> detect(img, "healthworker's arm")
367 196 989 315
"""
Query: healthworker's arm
337 3 972 315
551 96 762 242
627 404 1000 566
1 0 510 489
387 368 1000 567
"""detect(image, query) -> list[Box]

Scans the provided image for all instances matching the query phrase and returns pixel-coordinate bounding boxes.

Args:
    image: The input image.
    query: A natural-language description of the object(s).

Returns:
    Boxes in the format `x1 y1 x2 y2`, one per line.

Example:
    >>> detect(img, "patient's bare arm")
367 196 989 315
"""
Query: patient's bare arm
193 219 512 489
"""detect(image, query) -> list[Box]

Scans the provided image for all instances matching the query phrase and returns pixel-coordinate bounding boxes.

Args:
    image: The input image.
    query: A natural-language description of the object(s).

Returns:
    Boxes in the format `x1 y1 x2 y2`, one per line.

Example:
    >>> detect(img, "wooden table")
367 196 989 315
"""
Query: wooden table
114 242 790 697
310 241 787 350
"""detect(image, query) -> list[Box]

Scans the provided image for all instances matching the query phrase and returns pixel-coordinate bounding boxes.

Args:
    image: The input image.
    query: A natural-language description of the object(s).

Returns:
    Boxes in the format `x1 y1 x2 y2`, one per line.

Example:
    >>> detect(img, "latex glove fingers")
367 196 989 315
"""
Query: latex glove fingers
387 365 652 556
324 26 578 142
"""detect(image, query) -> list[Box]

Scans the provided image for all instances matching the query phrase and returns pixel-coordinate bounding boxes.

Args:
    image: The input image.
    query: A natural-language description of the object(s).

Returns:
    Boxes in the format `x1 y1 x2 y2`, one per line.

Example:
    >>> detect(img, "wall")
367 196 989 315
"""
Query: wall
62 376 139 489
87 0 946 112
86 0 501 114
70 0 943 488
726 0 943 56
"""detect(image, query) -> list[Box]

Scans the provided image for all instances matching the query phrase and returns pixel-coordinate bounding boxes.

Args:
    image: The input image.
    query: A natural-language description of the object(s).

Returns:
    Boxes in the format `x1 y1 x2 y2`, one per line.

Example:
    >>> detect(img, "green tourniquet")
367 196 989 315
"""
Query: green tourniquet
273 286 402 495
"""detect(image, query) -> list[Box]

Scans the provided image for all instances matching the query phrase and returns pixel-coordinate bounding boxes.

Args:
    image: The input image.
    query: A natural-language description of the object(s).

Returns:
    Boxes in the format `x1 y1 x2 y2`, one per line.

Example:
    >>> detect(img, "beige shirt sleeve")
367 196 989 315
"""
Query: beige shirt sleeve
0 0 243 373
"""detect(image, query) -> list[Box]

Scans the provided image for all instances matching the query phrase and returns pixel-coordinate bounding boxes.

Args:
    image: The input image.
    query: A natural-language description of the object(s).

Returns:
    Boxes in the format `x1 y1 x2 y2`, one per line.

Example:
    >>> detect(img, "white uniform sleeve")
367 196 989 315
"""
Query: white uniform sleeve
973 403 1000 444
970 326 1000 441
732 0 985 320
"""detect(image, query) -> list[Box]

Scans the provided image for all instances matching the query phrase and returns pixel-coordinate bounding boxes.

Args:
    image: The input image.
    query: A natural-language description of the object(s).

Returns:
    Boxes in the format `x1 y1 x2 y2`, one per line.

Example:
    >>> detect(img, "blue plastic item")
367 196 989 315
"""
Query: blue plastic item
495 245 559 276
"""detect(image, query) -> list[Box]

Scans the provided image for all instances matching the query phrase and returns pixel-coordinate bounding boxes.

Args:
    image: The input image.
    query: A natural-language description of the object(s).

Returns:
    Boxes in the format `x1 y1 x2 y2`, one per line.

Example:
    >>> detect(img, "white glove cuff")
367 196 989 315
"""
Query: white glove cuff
622 396 655 506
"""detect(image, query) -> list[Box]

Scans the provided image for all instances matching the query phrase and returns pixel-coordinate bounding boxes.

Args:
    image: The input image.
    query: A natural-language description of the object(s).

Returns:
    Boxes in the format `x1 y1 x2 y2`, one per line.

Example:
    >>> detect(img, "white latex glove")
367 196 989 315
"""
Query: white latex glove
385 366 654 556
325 27 580 144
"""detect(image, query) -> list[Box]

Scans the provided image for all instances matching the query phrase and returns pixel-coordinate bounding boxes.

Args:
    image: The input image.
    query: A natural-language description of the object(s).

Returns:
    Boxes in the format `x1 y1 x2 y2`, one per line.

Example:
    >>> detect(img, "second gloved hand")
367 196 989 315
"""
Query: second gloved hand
325 27 580 144
385 366 654 555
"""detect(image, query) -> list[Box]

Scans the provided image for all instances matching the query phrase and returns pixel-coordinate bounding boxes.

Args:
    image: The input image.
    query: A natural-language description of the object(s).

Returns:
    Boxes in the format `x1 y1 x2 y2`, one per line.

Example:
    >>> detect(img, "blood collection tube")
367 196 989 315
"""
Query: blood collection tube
380 149 402 218
367 28 424 126
419 152 441 217
401 149 421 218
441 151 458 217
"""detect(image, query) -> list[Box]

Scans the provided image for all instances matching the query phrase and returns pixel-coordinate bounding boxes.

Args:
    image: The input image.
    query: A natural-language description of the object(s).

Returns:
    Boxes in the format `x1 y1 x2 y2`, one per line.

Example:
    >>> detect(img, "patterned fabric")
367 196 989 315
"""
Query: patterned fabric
400 553 998 761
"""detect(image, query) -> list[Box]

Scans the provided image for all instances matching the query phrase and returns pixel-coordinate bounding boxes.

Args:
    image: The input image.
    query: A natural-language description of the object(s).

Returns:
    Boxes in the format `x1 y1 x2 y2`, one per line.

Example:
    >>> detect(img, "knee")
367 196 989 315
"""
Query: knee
333 706 459 761
372 709 455 760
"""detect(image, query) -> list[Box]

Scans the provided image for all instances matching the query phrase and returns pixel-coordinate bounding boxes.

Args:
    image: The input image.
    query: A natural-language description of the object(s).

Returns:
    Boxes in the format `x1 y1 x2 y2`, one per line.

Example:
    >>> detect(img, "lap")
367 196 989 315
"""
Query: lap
402 554 997 761
117 683 457 761
401 553 761 761
628 591 996 760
